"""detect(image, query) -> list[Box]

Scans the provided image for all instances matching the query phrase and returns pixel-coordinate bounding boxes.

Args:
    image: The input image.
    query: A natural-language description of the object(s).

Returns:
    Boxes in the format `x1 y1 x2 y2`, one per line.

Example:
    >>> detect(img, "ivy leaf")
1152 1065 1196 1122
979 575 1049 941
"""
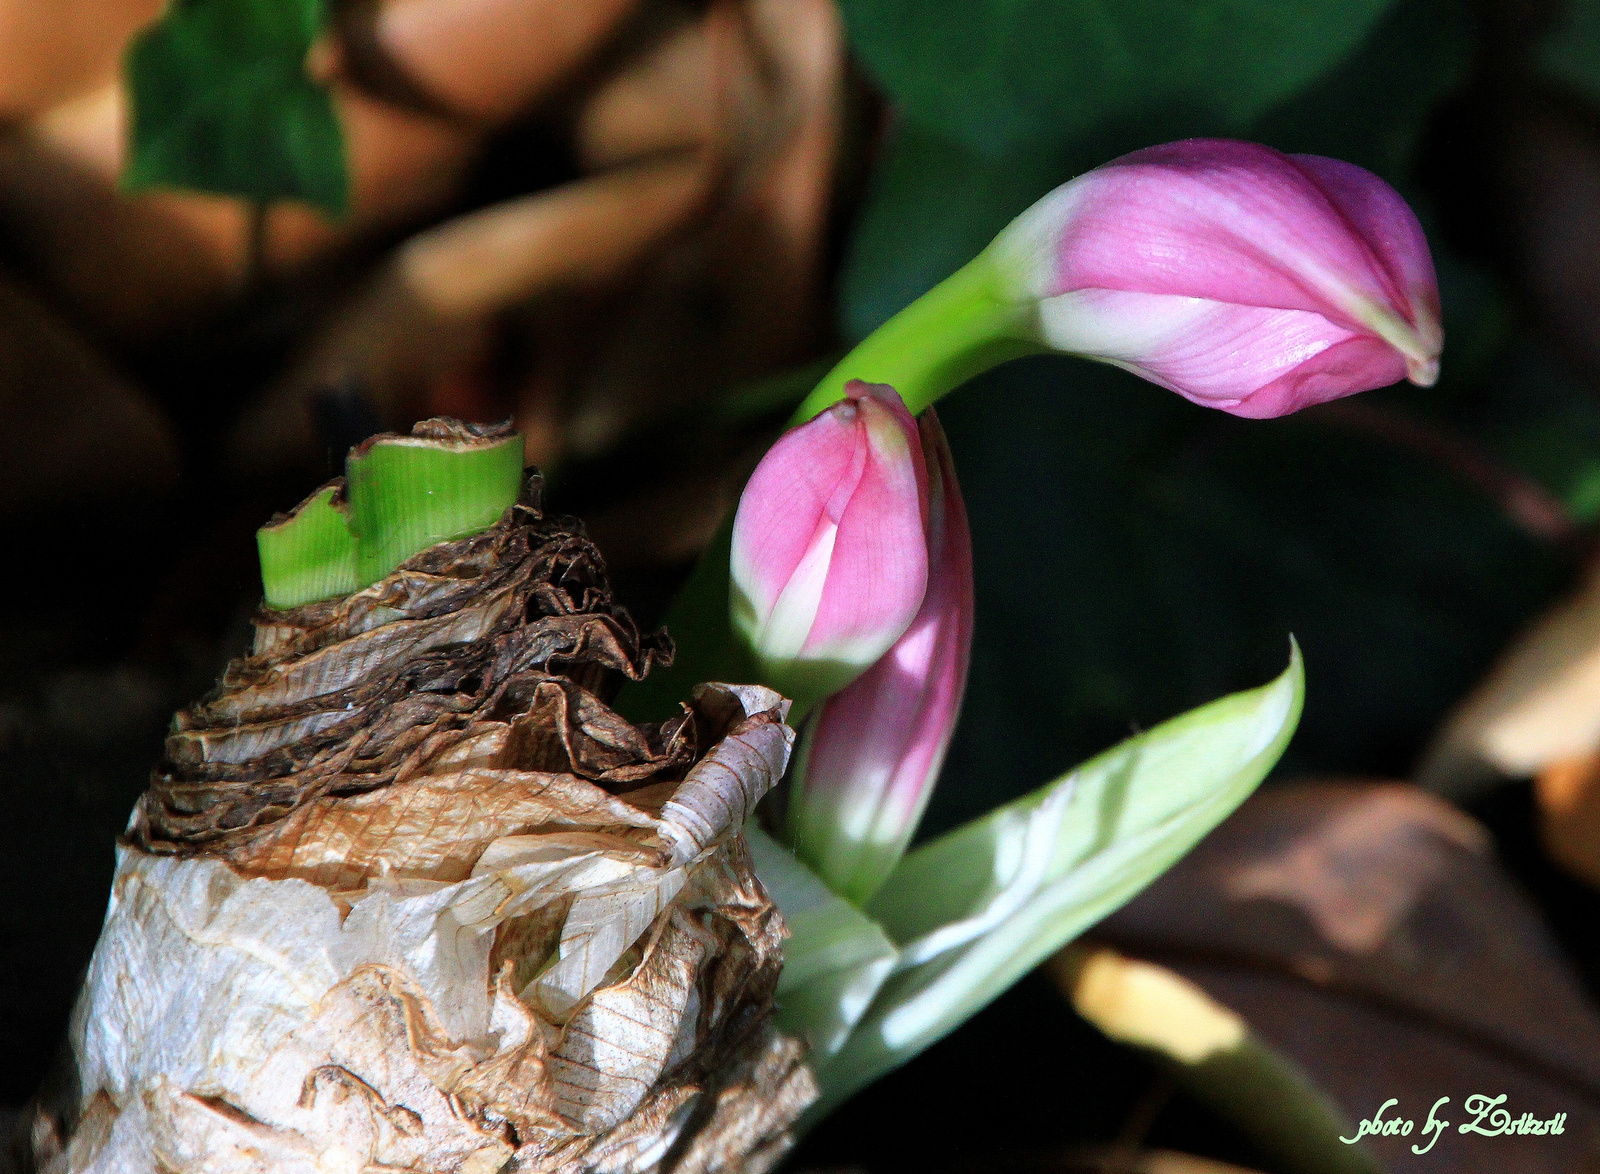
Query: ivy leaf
125 0 348 216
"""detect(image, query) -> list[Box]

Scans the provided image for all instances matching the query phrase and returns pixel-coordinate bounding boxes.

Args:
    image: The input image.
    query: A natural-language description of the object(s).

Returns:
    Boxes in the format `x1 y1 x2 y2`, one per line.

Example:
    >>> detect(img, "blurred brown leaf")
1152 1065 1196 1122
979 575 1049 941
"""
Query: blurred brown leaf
0 268 176 515
1535 752 1600 888
1088 780 1600 1173
1420 556 1600 796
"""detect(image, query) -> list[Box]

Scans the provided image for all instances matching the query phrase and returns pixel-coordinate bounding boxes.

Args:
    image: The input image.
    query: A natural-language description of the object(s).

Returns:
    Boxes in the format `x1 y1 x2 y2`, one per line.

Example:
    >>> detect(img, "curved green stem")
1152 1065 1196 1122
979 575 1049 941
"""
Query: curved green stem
791 248 1042 424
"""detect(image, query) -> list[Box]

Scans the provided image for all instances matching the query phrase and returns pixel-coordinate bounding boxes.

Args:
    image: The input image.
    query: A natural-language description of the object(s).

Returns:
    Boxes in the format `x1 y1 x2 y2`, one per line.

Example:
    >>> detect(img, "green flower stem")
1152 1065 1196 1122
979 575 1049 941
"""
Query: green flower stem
257 427 524 609
791 248 1041 424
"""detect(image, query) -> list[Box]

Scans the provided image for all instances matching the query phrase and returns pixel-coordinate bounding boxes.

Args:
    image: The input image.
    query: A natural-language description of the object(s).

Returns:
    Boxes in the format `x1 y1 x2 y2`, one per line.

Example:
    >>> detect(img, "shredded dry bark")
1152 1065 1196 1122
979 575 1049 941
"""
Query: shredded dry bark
41 469 817 1174
137 475 678 854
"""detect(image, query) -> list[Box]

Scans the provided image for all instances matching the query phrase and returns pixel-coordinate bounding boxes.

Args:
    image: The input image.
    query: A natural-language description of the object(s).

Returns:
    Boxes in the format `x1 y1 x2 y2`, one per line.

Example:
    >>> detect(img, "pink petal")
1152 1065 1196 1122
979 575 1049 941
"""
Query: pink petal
1224 333 1412 419
730 381 929 696
1034 141 1430 348
803 390 930 664
1288 153 1443 379
1037 288 1364 409
1288 154 1438 318
731 402 868 624
790 408 974 903
994 138 1444 408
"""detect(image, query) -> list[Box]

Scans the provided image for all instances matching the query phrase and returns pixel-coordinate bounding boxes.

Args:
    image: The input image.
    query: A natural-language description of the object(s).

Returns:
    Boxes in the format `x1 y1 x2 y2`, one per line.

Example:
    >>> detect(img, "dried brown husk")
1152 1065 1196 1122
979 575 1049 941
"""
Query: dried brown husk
37 478 815 1174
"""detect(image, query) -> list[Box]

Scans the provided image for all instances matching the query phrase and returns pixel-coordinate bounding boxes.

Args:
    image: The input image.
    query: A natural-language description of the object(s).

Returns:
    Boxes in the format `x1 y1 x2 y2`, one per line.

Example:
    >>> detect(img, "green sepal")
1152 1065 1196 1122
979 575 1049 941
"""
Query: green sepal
124 0 349 216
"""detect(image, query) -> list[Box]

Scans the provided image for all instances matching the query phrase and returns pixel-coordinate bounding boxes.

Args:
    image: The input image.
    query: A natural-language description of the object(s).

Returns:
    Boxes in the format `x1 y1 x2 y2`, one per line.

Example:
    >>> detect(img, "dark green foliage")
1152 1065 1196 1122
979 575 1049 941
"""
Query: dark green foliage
1539 0 1600 105
840 0 1397 154
125 0 347 215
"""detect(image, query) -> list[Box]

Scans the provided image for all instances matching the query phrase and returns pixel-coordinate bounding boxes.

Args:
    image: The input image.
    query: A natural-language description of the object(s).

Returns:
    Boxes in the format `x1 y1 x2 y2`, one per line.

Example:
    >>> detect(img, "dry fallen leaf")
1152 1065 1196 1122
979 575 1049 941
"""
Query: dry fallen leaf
1420 558 1600 797
1087 780 1600 1173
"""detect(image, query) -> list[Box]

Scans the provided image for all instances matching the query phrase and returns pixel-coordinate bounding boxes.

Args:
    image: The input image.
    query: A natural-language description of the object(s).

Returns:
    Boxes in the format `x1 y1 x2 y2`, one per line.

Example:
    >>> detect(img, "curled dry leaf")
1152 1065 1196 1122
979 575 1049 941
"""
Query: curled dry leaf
34 467 816 1173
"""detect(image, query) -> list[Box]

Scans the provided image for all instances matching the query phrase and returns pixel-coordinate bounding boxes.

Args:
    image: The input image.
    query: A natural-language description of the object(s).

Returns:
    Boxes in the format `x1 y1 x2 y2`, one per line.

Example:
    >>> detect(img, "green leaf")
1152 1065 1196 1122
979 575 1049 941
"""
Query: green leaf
257 483 358 609
346 431 526 585
125 0 348 215
807 646 1304 1115
746 827 899 1060
840 0 1398 155
257 425 525 608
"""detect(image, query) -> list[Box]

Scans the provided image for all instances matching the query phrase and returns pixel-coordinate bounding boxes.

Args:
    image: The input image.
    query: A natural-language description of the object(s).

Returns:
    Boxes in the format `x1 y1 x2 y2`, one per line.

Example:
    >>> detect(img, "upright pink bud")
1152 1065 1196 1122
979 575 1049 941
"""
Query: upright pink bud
992 138 1442 418
787 409 974 905
731 380 930 712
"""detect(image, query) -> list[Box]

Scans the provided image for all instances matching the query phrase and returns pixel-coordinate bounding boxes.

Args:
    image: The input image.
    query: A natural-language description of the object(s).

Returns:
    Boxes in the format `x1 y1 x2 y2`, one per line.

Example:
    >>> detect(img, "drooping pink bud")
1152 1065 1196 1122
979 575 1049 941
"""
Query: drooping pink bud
992 139 1442 418
730 380 930 712
787 408 974 905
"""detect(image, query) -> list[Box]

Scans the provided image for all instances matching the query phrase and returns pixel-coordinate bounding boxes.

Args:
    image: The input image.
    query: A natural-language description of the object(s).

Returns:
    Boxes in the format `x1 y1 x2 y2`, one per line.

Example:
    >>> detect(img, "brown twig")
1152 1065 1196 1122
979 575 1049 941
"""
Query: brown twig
1312 397 1582 549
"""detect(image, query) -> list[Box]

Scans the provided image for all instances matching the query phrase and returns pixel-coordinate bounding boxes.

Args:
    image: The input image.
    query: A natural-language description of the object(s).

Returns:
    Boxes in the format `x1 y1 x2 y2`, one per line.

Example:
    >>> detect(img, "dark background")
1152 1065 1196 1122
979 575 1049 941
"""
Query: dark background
8 0 1600 1169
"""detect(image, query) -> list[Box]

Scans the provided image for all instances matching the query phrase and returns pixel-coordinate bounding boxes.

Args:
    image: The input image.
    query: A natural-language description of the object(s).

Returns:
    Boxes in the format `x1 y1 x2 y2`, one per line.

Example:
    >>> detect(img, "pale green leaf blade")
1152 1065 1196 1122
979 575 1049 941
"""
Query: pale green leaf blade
810 644 1304 1114
257 482 358 609
746 826 899 1061
346 431 525 585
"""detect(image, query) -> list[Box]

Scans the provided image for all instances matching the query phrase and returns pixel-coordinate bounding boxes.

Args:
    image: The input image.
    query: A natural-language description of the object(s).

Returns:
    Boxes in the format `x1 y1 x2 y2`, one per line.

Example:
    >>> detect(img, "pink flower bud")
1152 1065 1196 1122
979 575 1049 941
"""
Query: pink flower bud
731 380 930 711
992 139 1442 418
788 408 974 905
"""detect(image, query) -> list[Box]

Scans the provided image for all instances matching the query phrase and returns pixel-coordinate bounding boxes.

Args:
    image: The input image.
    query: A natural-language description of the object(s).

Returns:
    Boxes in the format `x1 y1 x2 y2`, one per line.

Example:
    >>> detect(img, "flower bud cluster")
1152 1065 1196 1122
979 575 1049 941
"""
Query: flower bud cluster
732 138 1443 905
732 381 973 900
